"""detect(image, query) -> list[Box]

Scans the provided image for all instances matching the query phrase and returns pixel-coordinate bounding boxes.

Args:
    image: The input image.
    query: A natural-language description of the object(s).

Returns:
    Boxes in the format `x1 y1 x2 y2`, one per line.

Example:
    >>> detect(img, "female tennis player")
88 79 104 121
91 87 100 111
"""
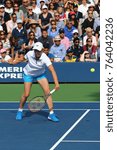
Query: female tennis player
15 42 60 122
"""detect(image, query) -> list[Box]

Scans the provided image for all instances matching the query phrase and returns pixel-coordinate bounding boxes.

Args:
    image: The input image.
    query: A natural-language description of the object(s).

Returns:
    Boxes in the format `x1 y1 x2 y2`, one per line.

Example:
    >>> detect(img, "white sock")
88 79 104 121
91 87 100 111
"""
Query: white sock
50 111 54 114
18 108 23 112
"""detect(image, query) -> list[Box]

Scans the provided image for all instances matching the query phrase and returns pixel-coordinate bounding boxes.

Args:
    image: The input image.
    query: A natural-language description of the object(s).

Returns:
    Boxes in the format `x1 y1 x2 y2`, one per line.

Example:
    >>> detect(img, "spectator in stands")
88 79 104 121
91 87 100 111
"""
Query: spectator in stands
48 2 55 17
0 48 12 63
9 36 21 58
54 12 65 29
64 1 74 11
6 13 17 39
39 4 52 30
48 19 59 39
12 19 27 48
22 30 37 54
0 30 11 54
83 27 97 46
70 37 83 61
83 37 97 59
64 47 77 62
0 4 10 22
71 29 82 46
38 29 53 49
95 0 100 16
4 0 13 16
57 6 66 22
68 11 78 28
78 0 91 21
87 5 99 19
43 42 54 62
64 19 76 41
39 0 46 10
82 10 94 34
31 0 41 18
13 3 24 22
73 4 83 36
50 35 66 62
0 13 8 35
27 19 41 40
19 0 30 18
59 28 70 50
79 50 97 62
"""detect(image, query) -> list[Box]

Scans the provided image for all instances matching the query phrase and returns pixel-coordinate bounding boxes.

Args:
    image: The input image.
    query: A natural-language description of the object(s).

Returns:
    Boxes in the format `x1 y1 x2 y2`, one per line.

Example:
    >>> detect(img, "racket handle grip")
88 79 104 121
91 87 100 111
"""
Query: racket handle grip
50 89 56 94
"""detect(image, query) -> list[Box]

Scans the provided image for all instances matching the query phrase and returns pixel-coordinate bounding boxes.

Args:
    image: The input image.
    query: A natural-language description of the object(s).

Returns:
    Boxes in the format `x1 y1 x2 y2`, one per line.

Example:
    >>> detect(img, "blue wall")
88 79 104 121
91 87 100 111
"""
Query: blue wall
0 62 100 83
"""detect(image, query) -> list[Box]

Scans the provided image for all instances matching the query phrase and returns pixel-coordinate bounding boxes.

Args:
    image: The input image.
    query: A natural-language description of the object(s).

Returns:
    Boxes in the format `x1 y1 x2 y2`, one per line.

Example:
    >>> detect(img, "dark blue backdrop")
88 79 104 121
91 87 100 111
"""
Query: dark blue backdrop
0 62 100 83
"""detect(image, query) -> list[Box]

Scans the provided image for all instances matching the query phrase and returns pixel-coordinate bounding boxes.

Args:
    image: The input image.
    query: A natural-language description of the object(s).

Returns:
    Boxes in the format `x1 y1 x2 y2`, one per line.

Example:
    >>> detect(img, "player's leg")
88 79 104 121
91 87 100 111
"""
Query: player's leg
16 73 33 120
37 77 59 122
19 82 32 108
37 77 53 111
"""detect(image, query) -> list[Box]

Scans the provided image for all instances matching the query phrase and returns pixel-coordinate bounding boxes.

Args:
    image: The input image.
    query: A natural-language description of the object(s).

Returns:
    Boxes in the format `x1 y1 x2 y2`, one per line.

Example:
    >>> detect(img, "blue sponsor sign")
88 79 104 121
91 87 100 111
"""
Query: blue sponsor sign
0 62 100 83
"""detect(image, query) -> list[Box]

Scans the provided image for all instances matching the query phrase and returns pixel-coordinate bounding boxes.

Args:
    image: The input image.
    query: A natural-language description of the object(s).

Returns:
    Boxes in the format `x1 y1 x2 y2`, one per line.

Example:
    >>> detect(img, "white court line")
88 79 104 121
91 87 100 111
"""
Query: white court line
49 109 90 150
0 108 99 111
62 140 100 143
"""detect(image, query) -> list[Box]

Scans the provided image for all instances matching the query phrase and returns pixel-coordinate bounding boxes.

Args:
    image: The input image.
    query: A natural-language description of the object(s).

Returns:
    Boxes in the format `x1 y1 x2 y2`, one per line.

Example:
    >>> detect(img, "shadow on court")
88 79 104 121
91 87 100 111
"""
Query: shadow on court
0 102 100 150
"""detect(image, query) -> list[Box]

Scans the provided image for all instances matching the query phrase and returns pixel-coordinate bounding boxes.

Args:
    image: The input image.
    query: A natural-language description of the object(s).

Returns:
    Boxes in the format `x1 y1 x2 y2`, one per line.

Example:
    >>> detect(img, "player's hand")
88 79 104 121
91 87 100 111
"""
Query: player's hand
54 84 60 91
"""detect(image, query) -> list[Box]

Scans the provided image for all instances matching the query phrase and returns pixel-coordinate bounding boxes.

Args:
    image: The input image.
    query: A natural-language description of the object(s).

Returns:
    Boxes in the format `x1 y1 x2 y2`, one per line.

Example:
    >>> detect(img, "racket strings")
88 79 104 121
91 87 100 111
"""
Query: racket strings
29 97 45 112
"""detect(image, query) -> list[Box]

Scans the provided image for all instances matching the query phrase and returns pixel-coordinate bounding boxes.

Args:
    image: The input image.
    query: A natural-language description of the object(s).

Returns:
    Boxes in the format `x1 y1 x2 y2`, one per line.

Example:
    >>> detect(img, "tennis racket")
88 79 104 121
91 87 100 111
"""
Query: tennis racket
28 89 56 112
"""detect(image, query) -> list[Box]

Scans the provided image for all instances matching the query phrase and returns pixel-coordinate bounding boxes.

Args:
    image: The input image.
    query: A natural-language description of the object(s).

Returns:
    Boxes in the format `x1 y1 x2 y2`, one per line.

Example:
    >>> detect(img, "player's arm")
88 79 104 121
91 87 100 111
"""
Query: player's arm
48 64 60 91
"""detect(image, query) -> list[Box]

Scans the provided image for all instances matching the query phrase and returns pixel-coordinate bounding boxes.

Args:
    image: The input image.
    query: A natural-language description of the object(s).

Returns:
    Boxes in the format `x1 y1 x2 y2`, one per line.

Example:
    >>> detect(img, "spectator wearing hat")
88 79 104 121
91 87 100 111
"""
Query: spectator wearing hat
43 42 54 62
6 13 17 39
38 29 53 49
71 29 82 46
73 3 83 36
47 19 59 39
69 37 83 61
27 19 41 39
0 48 12 63
50 35 66 62
68 11 78 28
64 20 76 41
83 27 97 46
64 47 77 62
54 12 65 29
87 5 99 19
59 28 70 50
0 4 10 22
39 4 52 30
12 19 27 48
37 0 45 9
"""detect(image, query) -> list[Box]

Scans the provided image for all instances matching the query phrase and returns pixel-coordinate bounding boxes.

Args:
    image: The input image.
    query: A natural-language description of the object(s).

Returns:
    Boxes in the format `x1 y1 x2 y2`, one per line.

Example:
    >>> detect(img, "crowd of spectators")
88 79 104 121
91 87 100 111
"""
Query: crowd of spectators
0 0 100 63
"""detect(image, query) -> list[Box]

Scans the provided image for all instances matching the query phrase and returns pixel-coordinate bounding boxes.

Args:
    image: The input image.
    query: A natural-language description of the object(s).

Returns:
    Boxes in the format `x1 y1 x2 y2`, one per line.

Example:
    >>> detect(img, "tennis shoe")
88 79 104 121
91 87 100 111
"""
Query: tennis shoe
48 113 59 122
16 111 23 120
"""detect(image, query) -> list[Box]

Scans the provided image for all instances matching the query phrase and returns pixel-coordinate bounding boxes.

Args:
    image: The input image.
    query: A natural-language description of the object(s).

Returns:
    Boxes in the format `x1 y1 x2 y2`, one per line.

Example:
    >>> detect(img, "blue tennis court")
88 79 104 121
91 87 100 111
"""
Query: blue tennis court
0 102 100 150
